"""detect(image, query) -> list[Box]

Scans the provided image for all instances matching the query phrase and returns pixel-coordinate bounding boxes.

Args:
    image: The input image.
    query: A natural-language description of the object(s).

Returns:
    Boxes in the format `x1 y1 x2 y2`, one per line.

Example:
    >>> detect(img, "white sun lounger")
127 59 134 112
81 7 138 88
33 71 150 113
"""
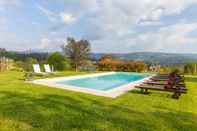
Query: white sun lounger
32 64 46 74
44 64 53 73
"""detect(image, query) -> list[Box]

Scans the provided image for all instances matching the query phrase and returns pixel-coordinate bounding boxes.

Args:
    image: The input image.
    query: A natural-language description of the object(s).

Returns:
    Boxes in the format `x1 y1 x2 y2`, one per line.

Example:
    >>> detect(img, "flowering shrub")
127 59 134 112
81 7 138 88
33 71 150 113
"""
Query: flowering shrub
97 58 147 72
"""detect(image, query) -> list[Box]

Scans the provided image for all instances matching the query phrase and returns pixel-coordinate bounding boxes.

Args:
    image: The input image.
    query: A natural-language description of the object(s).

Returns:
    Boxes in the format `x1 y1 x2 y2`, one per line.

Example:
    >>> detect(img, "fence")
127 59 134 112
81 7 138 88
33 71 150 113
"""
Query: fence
0 57 12 72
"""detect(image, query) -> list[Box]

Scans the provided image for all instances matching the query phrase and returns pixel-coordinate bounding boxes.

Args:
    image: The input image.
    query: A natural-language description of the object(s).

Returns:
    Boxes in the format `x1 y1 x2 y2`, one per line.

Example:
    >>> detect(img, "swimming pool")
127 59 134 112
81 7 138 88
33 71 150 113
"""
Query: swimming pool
32 72 151 98
57 72 148 91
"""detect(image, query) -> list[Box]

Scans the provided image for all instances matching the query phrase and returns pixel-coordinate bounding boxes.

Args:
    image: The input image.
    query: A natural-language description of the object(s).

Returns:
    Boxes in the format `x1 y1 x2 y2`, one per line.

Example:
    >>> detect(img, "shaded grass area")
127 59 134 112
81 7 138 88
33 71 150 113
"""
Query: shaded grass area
185 75 197 83
0 71 197 131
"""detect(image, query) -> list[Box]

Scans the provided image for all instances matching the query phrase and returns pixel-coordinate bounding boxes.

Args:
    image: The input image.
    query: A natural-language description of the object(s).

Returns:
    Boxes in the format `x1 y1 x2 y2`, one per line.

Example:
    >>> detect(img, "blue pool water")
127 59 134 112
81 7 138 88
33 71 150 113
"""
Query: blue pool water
57 72 149 91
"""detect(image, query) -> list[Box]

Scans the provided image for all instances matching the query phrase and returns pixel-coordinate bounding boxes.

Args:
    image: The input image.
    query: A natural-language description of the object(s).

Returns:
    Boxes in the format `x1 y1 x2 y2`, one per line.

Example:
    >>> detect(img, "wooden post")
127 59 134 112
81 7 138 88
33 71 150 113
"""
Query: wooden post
0 57 1 72
0 57 11 72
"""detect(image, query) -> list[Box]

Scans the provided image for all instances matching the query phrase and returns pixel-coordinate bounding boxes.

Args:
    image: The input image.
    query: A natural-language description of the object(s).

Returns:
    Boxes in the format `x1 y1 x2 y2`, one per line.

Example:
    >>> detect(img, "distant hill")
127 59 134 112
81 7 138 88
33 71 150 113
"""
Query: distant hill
0 50 49 61
2 49 197 65
91 52 197 65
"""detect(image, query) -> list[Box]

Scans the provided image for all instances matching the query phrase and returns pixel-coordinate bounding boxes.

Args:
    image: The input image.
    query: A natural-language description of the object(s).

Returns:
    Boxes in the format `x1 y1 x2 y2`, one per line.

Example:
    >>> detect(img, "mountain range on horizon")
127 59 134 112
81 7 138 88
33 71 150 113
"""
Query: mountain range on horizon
91 52 197 65
1 49 197 65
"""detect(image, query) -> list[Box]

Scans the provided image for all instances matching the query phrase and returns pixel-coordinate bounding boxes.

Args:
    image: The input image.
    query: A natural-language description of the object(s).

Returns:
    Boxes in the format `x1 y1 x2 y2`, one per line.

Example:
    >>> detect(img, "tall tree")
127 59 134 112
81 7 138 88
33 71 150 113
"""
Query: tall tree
0 48 6 56
62 37 91 71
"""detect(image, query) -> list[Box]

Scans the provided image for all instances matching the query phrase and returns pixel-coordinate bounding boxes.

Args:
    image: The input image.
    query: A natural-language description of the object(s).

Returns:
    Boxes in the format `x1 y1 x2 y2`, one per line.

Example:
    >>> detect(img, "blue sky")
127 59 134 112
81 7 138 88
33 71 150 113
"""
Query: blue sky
0 0 197 53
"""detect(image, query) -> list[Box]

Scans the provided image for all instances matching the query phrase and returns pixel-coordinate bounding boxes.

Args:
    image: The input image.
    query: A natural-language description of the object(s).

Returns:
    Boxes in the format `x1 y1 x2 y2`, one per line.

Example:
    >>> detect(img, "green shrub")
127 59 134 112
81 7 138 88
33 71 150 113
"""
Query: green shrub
47 52 70 71
184 63 197 75
16 57 38 72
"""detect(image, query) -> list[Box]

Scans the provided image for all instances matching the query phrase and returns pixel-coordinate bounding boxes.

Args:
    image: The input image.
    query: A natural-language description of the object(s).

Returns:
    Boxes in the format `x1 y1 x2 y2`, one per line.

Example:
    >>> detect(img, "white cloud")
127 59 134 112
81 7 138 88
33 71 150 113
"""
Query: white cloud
0 17 6 25
0 0 20 6
38 0 197 32
140 8 164 23
38 5 76 24
2 0 197 53
131 22 197 53
69 0 197 40
138 21 163 26
0 31 31 51
67 0 197 53
40 38 51 49
60 12 76 24
0 0 21 11
39 37 66 51
37 5 58 22
89 22 197 53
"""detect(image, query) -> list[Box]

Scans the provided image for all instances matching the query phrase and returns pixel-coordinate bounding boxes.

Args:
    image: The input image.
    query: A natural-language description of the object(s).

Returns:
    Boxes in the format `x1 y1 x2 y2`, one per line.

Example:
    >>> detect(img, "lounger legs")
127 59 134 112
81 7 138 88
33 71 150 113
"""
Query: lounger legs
139 87 182 99
172 91 180 99
140 88 180 99
145 89 148 94
140 88 144 93
140 88 149 94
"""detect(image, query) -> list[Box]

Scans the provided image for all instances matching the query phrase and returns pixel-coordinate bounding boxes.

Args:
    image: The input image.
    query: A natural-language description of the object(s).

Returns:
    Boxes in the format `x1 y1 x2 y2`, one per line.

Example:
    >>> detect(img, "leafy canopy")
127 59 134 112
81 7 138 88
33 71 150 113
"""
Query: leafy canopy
47 52 68 71
62 37 91 71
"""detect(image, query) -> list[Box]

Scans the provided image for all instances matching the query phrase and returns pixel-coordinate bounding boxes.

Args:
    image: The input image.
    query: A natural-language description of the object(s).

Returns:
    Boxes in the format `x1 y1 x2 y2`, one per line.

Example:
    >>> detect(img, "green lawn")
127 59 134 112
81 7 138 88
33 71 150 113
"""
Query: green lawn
0 71 197 131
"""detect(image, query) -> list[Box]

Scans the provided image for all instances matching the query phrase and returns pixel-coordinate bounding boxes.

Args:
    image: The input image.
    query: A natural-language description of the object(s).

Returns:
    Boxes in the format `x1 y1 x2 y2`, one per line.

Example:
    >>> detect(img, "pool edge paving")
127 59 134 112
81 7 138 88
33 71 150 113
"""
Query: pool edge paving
31 72 152 98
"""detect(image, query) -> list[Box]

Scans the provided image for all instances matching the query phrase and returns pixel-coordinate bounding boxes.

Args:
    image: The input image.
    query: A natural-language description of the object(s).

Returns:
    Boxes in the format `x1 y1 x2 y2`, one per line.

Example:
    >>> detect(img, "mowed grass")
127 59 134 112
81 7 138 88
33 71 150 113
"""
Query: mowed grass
0 71 197 131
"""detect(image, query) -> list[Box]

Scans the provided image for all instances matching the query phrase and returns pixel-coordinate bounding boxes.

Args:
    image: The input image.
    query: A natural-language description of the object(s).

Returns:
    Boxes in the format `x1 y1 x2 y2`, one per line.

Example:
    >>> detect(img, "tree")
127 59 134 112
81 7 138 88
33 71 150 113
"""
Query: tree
16 57 38 72
47 52 69 71
184 62 197 74
62 37 91 71
0 48 6 56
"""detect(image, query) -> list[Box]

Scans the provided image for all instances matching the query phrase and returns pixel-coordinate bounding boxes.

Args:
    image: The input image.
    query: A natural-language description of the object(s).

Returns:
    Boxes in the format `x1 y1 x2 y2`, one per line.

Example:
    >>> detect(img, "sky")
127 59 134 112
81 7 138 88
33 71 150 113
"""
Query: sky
0 0 197 53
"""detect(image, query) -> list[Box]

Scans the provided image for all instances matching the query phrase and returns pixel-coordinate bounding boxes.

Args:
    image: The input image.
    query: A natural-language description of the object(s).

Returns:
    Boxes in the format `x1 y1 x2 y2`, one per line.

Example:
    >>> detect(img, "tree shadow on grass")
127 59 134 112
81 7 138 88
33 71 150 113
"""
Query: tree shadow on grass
129 89 173 99
0 91 196 131
185 77 197 83
129 89 151 94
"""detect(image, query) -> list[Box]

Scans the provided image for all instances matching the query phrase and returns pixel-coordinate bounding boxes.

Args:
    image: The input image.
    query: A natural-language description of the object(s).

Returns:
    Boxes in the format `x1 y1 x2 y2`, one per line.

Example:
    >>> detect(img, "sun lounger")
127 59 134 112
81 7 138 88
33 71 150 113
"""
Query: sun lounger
146 72 186 89
44 64 57 74
150 76 184 82
144 81 186 88
32 64 47 75
145 76 186 87
135 84 186 99
44 64 53 73
153 73 184 80
136 76 186 99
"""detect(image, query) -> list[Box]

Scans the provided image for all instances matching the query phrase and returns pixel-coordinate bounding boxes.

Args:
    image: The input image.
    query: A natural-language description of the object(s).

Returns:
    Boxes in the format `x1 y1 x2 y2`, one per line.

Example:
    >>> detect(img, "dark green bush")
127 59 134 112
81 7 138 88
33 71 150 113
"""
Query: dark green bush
47 52 70 71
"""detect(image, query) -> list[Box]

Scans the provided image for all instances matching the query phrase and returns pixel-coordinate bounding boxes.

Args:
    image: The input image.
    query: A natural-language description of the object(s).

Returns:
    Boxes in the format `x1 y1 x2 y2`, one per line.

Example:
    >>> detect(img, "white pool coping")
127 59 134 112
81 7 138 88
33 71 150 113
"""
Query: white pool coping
31 72 152 98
